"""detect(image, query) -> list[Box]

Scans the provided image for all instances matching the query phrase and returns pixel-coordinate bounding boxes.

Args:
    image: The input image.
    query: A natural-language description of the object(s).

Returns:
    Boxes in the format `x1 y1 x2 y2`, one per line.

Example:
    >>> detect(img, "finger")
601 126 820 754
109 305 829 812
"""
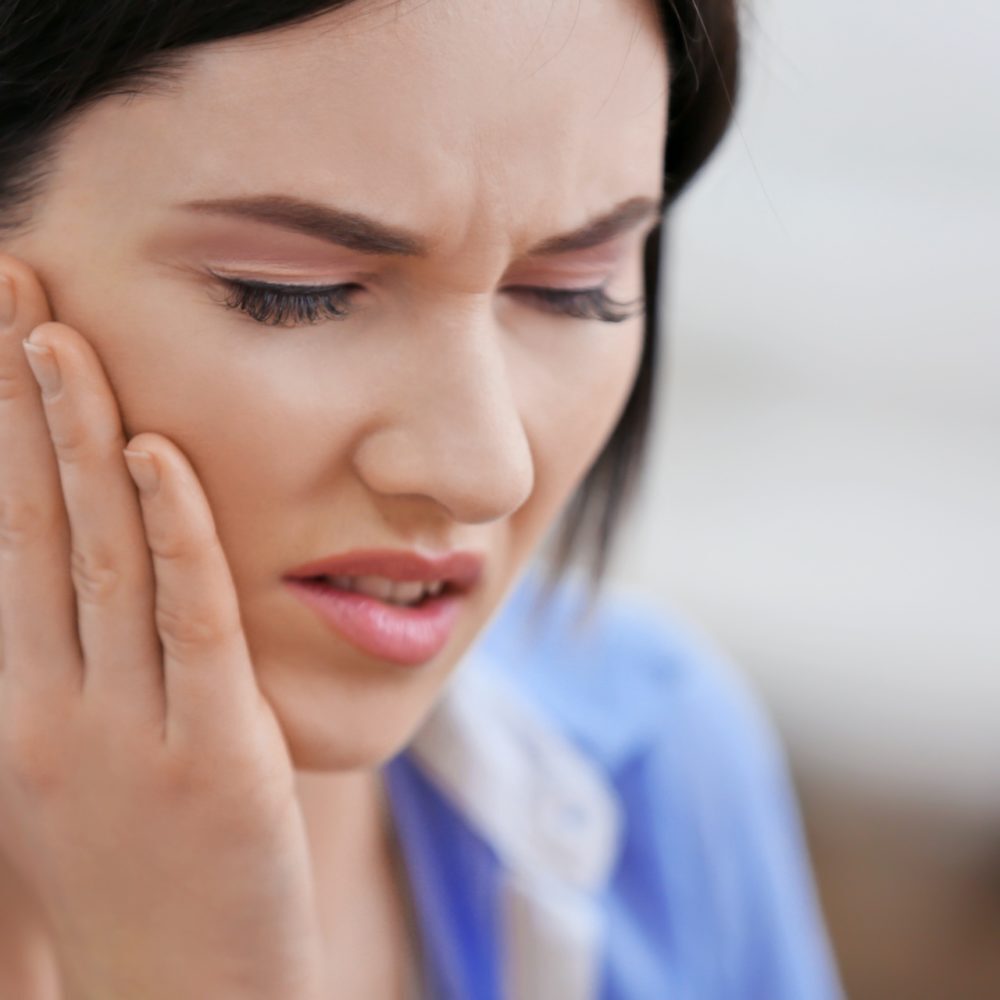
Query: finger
21 321 164 724
0 256 81 697
122 434 259 747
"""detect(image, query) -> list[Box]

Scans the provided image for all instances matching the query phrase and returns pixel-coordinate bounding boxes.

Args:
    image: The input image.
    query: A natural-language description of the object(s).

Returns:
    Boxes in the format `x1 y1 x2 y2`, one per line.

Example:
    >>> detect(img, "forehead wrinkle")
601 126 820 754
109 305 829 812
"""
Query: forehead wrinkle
172 190 664 267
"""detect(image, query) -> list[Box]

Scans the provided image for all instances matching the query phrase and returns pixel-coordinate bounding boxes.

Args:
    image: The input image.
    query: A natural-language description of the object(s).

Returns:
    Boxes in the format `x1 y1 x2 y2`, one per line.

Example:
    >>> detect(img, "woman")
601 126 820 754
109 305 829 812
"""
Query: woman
0 0 842 997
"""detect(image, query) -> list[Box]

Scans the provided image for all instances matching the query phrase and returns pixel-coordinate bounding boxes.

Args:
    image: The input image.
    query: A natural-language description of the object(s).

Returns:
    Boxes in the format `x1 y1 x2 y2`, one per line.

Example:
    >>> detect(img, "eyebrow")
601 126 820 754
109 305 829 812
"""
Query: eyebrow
175 192 665 258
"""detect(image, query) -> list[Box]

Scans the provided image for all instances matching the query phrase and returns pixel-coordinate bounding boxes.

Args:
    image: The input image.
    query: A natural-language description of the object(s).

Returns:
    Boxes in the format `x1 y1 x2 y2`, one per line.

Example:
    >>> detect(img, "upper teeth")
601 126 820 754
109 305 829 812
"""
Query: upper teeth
324 574 446 605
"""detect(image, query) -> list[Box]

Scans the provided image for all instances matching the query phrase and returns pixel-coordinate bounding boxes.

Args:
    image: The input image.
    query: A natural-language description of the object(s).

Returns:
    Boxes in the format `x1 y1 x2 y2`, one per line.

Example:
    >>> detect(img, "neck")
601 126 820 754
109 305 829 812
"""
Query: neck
295 765 419 997
294 764 396 897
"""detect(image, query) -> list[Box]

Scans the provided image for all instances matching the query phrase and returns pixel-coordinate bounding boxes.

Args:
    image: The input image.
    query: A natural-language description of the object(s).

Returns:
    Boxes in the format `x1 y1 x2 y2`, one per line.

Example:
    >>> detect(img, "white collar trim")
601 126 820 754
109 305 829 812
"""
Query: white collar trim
406 651 623 999
407 650 622 888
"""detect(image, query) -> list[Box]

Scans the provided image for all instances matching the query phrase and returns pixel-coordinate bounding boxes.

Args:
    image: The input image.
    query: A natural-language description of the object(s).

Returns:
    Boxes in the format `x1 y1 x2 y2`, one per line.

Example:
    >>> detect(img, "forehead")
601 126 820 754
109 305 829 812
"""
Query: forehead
49 0 668 258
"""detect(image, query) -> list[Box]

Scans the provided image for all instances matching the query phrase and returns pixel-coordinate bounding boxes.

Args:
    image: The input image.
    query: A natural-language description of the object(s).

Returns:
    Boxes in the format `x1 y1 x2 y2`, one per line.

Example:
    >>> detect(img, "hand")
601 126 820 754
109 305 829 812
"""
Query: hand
0 254 329 1000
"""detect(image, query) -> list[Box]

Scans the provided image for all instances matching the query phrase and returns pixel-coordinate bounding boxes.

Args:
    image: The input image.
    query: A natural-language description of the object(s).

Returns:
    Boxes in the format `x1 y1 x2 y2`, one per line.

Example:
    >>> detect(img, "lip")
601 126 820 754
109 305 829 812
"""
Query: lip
281 548 484 666
282 548 485 591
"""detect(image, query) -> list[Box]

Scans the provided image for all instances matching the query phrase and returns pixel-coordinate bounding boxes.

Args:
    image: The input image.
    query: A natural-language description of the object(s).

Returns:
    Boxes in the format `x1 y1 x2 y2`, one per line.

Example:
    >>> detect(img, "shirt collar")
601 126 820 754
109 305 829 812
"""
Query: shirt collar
406 648 623 890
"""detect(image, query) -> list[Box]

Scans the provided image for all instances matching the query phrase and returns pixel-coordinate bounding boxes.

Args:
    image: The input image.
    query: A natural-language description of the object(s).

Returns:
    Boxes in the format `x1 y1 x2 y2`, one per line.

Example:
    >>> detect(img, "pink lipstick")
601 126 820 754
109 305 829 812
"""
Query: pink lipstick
282 548 484 666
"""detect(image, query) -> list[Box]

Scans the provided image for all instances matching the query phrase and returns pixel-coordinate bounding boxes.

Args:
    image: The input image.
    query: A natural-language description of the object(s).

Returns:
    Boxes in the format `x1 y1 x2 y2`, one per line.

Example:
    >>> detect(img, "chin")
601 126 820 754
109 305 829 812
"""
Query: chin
246 609 474 773
265 677 436 774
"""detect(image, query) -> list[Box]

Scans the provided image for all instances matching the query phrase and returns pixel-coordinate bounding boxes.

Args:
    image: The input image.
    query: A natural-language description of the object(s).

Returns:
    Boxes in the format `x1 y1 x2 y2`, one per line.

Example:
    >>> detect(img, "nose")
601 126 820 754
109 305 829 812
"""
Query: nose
351 320 535 525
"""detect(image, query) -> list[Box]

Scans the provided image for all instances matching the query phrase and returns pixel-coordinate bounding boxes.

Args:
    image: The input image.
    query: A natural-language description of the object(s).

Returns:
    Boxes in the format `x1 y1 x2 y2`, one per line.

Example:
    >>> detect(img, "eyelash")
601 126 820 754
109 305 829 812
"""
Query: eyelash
214 277 645 328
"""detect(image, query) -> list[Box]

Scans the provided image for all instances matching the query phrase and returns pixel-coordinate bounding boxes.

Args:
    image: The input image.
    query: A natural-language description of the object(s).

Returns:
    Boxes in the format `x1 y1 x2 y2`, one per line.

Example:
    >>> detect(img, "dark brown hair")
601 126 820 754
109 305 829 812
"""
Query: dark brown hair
544 0 739 617
0 0 740 612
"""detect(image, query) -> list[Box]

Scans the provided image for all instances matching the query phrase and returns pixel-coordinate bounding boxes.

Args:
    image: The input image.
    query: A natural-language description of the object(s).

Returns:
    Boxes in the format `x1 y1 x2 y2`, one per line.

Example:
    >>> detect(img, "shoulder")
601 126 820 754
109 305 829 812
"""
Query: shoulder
473 564 844 998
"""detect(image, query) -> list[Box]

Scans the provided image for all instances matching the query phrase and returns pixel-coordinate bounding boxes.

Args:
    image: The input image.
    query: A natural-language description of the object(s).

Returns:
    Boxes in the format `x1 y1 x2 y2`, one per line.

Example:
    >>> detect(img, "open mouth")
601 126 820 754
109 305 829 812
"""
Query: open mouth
297 575 462 609
284 574 468 666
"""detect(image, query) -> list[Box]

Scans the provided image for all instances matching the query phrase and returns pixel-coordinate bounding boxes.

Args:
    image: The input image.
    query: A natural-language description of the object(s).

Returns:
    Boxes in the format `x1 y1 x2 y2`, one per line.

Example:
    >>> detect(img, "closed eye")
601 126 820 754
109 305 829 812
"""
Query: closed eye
211 275 645 328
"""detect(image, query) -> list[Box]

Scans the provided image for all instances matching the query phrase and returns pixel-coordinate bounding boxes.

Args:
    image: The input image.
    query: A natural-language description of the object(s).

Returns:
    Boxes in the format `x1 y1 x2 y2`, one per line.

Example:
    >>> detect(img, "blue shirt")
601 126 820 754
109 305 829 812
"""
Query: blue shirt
381 564 844 999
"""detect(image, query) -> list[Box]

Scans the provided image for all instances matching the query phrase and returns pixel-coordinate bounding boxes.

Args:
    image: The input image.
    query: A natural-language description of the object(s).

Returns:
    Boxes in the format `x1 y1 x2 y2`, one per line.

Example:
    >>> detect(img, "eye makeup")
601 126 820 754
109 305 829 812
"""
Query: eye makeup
211 273 644 328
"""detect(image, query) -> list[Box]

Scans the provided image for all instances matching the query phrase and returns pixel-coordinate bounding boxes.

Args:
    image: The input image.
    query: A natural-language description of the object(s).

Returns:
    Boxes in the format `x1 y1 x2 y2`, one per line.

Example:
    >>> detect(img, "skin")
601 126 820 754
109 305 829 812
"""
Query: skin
0 0 668 995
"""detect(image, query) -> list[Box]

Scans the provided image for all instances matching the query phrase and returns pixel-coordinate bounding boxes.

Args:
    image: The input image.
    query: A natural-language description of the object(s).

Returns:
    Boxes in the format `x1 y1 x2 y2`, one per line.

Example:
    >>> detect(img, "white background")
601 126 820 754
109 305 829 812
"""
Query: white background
610 0 1000 816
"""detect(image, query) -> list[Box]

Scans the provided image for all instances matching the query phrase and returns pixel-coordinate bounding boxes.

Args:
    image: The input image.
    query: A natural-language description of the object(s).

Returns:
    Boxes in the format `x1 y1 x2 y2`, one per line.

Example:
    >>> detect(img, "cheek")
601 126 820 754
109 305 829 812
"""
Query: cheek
73 266 644 575
77 283 362 481
69 304 359 574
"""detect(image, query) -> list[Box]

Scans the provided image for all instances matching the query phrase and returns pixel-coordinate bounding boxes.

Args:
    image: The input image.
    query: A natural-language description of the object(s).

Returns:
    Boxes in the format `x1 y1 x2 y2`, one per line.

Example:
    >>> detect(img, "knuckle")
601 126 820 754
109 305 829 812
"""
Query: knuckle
161 740 279 827
0 498 54 552
52 416 124 466
146 529 195 564
70 546 123 604
48 420 93 463
157 746 224 801
0 713 66 798
142 509 202 563
148 525 222 570
157 751 196 798
155 601 239 653
0 368 26 403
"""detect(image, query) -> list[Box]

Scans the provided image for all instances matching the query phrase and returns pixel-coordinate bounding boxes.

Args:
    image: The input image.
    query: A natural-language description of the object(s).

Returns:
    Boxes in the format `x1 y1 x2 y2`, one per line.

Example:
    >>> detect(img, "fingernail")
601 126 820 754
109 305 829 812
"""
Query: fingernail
0 274 15 327
123 448 160 494
22 339 62 398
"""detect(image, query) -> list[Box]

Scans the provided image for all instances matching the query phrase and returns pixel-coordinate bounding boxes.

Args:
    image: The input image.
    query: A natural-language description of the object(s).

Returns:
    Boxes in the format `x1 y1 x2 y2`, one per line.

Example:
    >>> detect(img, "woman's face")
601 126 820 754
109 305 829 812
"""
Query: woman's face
4 0 667 770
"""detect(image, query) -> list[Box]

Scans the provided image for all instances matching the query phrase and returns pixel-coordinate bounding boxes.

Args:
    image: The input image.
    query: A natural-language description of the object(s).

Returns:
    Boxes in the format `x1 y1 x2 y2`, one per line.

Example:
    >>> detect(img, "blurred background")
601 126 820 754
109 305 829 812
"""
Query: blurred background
606 0 1000 996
